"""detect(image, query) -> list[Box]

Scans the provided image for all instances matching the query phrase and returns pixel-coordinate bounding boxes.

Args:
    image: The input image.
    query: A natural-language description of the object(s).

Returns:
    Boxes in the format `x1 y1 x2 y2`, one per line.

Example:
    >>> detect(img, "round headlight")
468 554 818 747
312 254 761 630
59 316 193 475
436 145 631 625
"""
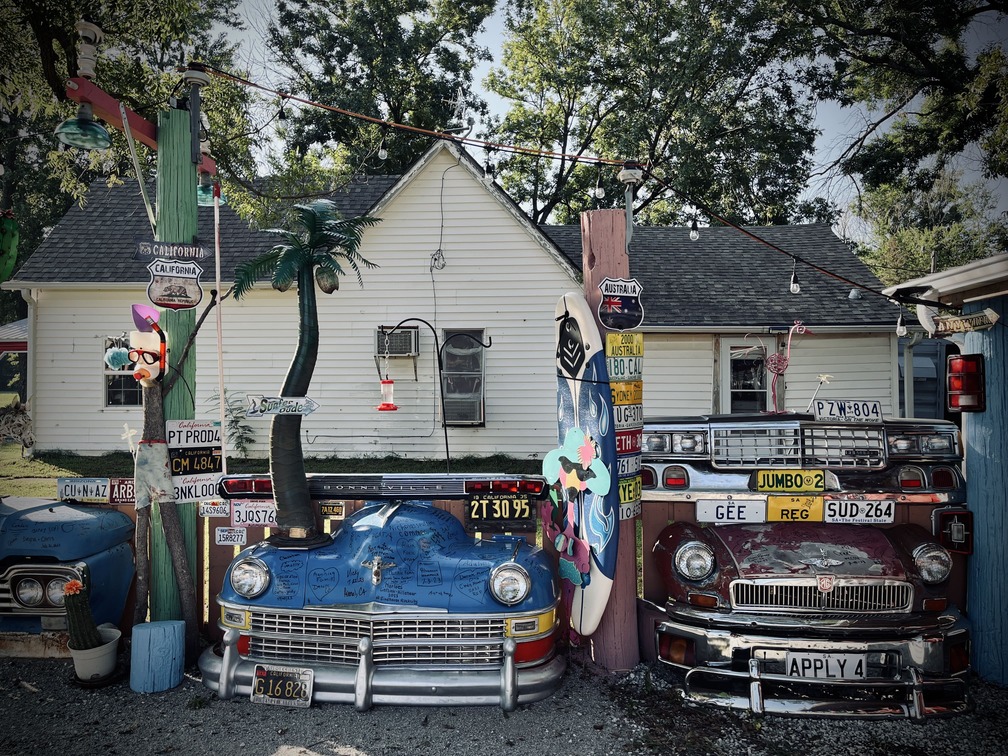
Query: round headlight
15 578 44 607
230 558 270 598
913 543 952 584
489 562 531 606
46 577 68 606
674 541 715 581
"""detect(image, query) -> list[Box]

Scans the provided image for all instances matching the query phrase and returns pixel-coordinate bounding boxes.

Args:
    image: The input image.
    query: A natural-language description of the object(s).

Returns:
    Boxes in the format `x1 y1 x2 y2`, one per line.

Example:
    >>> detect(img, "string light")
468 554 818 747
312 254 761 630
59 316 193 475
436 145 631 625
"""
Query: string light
790 258 801 294
689 218 699 241
896 310 907 337
593 162 605 199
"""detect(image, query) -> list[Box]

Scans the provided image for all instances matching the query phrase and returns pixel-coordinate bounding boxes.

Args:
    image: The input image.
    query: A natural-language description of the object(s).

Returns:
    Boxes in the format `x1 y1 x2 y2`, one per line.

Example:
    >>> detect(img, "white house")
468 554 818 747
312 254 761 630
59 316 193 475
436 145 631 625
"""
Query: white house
4 141 905 459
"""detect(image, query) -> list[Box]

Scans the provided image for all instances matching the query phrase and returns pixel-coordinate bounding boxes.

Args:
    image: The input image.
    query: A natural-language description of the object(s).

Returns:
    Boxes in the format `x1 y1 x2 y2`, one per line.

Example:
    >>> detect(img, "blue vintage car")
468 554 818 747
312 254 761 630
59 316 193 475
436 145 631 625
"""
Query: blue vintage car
199 474 565 710
0 497 135 634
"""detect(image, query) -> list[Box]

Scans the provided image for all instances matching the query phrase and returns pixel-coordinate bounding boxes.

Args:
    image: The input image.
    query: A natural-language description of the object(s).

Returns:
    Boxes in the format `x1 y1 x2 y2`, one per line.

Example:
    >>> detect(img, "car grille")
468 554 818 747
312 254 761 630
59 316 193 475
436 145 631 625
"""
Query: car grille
246 609 507 667
731 579 913 614
711 424 886 469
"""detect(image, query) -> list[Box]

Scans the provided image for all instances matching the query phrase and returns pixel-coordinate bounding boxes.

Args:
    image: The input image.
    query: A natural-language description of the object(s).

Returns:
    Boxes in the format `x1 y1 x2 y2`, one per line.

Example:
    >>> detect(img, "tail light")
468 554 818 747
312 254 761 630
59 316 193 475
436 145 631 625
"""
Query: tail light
949 638 971 674
465 479 546 496
237 634 251 655
657 632 695 666
898 467 924 489
220 477 273 496
937 509 973 554
947 354 985 412
641 466 657 489
663 465 689 489
931 467 957 490
513 626 558 664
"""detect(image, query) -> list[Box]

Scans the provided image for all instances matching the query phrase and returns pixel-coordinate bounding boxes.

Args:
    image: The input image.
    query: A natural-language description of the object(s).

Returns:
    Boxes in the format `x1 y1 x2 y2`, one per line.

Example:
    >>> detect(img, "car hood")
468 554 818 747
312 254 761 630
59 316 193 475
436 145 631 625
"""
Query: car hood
223 501 556 612
0 497 134 561
712 523 906 579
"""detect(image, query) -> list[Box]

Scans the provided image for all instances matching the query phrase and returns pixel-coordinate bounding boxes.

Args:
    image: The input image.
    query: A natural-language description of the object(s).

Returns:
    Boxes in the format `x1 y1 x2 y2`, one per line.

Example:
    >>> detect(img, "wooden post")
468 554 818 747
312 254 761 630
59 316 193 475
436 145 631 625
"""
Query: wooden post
580 209 640 672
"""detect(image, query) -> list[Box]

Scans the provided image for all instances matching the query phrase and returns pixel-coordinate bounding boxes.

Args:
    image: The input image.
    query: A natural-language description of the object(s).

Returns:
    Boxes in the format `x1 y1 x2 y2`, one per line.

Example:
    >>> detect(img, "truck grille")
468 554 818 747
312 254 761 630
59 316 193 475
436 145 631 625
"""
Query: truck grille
731 579 913 613
711 424 886 469
246 609 507 667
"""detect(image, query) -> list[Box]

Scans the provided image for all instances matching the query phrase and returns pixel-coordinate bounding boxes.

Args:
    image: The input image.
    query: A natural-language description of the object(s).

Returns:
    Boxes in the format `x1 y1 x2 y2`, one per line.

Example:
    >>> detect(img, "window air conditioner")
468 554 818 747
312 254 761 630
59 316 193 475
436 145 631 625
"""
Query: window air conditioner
376 326 419 357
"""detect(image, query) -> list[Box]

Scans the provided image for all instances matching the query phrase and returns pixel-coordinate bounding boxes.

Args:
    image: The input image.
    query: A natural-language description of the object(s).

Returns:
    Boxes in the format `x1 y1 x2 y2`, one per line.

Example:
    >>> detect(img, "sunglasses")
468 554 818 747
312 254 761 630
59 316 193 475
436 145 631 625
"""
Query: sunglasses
128 348 161 366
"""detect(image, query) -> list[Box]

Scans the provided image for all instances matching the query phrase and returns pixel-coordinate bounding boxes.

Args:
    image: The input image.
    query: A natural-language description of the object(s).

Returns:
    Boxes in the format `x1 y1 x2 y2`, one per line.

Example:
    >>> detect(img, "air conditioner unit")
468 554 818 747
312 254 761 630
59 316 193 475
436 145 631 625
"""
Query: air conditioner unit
376 326 419 357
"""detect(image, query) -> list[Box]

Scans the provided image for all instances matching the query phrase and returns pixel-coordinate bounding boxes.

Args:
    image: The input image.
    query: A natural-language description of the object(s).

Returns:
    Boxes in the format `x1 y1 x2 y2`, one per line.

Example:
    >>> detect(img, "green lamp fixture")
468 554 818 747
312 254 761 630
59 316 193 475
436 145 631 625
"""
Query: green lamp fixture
55 102 113 150
196 171 226 206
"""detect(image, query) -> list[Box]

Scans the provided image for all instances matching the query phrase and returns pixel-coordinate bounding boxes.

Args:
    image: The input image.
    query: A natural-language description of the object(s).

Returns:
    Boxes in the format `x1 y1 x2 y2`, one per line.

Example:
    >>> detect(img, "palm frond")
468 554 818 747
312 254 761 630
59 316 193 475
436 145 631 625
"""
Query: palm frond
273 246 306 288
233 250 281 300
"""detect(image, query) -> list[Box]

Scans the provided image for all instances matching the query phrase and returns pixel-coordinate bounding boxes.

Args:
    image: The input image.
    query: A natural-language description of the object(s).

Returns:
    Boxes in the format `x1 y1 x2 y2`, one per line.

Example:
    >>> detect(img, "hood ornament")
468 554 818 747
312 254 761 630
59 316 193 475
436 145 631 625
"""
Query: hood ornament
362 554 396 585
801 548 843 569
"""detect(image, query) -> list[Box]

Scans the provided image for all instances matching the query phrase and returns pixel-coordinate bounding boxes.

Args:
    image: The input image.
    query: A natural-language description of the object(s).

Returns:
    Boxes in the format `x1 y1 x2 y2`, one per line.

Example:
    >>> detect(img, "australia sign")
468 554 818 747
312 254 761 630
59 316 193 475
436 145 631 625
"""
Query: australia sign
147 258 203 310
597 277 644 331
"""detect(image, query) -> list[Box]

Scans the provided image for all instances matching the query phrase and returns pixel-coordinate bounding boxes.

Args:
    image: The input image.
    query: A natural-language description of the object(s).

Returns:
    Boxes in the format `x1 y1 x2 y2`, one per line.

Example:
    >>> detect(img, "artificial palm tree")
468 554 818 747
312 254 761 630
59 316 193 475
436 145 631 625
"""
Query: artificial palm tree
234 200 379 543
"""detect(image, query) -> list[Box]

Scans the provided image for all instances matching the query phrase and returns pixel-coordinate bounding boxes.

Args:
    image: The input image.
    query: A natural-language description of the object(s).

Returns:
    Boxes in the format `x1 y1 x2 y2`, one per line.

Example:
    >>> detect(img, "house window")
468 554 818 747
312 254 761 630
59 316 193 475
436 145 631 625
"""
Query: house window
441 329 485 426
727 344 767 413
104 338 142 407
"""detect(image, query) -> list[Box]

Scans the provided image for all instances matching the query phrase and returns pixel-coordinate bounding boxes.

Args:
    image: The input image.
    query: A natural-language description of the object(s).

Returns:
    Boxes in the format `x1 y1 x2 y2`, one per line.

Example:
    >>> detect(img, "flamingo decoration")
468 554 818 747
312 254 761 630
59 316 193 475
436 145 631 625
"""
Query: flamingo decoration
766 320 811 411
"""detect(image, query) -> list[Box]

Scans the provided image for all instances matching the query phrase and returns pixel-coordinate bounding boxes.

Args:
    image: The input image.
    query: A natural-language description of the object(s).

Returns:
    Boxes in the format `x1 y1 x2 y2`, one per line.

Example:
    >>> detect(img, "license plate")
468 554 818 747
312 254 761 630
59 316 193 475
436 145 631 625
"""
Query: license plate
231 499 278 528
812 399 882 423
767 495 824 522
251 664 313 708
756 469 825 492
825 500 895 524
466 494 535 532
785 651 866 679
696 499 767 523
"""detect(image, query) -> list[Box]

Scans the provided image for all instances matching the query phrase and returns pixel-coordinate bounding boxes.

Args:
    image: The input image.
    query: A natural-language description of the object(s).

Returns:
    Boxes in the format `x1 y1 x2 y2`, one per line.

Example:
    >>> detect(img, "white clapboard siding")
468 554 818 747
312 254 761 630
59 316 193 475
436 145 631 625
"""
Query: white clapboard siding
780 332 897 415
640 334 716 415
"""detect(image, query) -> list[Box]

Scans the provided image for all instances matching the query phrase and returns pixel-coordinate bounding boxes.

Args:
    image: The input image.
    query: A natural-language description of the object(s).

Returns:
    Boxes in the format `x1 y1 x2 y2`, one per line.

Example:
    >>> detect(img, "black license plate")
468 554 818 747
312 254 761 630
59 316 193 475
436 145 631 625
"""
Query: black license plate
250 664 313 708
466 494 536 532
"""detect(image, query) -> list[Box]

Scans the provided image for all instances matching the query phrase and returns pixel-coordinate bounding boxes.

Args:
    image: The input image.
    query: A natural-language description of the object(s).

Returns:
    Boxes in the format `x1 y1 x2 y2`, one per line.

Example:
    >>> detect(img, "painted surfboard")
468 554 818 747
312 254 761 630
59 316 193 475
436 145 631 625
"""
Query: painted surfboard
542 291 619 637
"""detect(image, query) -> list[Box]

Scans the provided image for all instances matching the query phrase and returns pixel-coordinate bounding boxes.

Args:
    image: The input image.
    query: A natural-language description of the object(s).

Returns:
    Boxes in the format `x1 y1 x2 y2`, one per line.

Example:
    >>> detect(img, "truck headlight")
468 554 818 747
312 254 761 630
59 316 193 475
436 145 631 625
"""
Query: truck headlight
672 433 706 454
14 578 44 607
644 433 671 453
913 543 952 584
46 577 68 607
490 562 531 605
674 541 715 581
230 558 270 598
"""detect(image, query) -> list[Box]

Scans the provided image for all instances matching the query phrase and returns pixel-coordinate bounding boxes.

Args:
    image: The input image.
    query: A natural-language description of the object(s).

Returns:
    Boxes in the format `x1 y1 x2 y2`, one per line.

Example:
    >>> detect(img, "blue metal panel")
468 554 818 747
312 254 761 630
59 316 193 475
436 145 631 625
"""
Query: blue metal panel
963 294 1008 685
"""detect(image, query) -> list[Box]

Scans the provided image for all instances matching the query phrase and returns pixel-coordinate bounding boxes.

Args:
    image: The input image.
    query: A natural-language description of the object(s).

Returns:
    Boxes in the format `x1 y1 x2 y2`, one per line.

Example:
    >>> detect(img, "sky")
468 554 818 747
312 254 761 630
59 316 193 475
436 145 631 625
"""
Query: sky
231 0 1007 228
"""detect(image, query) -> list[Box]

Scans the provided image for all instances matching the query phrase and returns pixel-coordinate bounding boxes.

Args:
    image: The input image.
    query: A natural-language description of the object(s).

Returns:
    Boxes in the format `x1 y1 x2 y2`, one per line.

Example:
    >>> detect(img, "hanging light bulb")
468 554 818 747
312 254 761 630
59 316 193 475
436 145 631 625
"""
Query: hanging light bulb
896 311 907 337
789 259 801 294
377 133 388 161
593 162 605 199
689 218 699 241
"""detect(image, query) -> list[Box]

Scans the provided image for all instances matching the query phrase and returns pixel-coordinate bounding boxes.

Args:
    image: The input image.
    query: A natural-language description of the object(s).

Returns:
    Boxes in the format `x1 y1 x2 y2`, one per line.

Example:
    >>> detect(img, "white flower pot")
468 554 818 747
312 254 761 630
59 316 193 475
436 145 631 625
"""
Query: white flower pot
68 626 121 681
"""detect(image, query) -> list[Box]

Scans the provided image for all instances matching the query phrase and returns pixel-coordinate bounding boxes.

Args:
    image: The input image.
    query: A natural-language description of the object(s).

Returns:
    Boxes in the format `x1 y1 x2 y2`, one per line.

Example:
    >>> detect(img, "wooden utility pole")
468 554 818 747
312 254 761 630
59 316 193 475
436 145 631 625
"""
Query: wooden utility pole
580 209 641 672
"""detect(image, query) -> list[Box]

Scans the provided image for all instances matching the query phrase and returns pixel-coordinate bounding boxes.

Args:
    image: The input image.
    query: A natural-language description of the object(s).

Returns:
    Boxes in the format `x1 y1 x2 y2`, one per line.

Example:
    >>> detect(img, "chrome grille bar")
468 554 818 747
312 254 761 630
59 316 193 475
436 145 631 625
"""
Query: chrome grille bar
711 424 886 469
731 579 913 613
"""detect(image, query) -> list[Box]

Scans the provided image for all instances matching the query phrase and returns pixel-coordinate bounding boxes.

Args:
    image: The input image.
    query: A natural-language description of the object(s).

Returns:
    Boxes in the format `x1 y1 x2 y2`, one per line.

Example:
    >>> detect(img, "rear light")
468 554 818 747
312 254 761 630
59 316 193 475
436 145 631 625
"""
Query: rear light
513 626 558 664
898 467 924 489
220 477 273 496
664 465 688 489
937 509 973 554
641 466 656 489
931 467 956 490
949 638 970 674
947 354 985 412
464 479 546 496
657 633 695 666
922 597 948 612
237 634 250 655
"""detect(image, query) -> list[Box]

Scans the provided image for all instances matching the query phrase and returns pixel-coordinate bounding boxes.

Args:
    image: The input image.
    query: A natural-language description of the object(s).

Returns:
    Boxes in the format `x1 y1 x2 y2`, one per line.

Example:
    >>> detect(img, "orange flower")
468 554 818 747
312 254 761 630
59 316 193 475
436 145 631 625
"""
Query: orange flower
64 579 84 596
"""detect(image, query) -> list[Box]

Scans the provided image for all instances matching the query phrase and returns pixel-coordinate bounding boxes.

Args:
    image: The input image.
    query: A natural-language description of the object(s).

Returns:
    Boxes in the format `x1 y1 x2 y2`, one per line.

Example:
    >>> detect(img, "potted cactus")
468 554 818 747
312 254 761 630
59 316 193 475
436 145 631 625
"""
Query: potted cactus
64 579 121 680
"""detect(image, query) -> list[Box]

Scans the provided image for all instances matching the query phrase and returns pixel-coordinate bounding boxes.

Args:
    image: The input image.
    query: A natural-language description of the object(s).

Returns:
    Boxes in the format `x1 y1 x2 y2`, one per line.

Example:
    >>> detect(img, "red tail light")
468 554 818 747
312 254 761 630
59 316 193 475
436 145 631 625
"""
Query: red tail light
513 627 558 664
466 479 546 496
237 634 250 655
947 354 985 412
663 465 689 489
220 477 272 496
931 467 956 490
898 467 924 489
641 466 656 489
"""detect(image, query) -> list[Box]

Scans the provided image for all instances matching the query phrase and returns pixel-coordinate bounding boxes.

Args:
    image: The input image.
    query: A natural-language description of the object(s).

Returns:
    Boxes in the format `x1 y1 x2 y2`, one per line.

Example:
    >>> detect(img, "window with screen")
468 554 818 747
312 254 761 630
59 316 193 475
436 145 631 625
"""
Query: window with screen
728 344 767 413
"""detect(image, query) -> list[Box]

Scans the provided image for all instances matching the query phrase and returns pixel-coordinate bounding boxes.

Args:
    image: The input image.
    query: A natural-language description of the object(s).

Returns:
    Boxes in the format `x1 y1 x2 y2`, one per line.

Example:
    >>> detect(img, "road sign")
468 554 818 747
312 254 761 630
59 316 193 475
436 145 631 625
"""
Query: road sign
597 277 644 331
246 395 320 417
147 257 203 310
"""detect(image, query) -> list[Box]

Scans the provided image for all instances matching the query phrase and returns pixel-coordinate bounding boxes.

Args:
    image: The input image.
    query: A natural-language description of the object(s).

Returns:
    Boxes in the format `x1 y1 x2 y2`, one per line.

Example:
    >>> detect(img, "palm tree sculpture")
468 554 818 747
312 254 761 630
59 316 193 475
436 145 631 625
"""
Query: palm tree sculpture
234 200 380 544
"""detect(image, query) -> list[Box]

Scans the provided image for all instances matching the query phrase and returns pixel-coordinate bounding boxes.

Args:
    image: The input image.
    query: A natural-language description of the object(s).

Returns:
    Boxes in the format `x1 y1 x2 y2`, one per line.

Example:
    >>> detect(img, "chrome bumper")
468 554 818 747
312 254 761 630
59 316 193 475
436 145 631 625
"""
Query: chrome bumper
198 628 566 711
655 605 970 719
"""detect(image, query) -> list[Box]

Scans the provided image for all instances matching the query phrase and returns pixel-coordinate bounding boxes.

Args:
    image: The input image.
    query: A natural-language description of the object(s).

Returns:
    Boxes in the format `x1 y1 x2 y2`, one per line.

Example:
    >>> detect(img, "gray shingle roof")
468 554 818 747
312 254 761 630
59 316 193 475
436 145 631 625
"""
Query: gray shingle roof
13 176 397 286
542 224 895 328
13 175 895 329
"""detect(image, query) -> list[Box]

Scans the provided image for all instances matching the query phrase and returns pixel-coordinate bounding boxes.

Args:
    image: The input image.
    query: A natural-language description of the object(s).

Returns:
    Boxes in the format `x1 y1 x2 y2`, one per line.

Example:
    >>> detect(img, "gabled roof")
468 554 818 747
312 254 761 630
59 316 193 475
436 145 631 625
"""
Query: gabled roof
542 224 895 329
9 175 398 287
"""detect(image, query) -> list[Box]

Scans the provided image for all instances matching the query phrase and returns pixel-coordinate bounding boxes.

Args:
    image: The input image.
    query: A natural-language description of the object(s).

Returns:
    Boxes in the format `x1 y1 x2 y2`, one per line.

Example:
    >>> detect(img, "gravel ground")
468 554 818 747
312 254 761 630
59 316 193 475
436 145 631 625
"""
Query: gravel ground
2 653 1006 756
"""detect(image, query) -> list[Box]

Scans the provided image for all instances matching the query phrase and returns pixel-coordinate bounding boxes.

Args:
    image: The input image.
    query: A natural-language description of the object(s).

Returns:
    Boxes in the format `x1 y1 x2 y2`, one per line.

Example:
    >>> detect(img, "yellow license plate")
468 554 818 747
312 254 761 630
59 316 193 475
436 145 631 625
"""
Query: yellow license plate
767 495 824 522
755 469 825 492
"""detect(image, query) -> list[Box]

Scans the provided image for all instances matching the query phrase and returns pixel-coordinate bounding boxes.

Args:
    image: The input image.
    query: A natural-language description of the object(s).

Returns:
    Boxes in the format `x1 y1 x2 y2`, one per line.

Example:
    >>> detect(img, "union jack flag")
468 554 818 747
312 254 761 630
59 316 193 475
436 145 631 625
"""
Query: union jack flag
601 296 623 313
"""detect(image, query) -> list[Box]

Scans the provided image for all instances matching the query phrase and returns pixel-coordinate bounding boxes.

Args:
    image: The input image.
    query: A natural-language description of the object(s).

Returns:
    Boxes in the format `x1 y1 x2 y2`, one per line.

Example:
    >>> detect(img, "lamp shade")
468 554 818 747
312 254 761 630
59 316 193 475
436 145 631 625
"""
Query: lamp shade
55 102 112 150
196 174 227 206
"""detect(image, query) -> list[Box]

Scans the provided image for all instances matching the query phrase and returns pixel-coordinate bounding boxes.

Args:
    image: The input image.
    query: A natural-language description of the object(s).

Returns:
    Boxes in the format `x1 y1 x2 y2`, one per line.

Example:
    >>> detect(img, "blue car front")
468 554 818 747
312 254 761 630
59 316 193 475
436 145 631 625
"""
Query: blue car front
199 480 564 710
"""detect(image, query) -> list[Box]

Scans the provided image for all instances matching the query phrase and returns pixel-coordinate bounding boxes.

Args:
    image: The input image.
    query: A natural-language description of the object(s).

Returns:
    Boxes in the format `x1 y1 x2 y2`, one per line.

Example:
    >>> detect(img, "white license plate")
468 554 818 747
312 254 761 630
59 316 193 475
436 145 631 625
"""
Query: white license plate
251 664 313 707
813 399 882 423
785 651 866 679
230 499 278 527
695 499 766 523
825 500 895 524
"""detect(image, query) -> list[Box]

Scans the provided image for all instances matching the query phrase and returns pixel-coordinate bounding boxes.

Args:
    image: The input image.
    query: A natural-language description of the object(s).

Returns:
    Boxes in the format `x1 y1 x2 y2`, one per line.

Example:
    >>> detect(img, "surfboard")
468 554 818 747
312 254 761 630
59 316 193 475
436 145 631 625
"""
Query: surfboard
542 291 619 637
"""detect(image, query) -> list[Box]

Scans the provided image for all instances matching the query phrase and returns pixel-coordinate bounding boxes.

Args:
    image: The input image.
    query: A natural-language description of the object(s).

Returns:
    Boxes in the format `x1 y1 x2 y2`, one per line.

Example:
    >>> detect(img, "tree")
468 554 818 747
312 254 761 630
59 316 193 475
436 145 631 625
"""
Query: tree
485 0 829 226
233 200 379 540
267 0 495 175
854 168 1008 285
781 0 1008 194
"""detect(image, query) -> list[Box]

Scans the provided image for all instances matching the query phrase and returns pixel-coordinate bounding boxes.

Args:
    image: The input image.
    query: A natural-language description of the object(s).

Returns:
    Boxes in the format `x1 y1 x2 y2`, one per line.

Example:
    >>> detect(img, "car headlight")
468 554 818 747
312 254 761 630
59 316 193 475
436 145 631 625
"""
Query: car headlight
913 543 952 584
888 434 917 454
672 433 706 454
46 577 68 607
644 433 671 454
230 558 270 598
674 541 715 581
15 578 44 607
921 434 953 453
489 562 531 606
